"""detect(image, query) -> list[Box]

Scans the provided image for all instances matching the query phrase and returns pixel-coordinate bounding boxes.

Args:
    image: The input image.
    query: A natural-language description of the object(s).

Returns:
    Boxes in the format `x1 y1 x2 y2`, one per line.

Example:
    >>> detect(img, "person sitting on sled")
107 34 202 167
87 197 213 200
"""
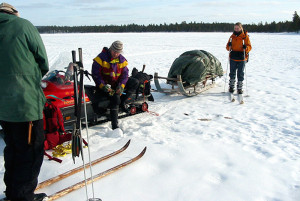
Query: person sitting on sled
92 40 139 130
226 22 252 94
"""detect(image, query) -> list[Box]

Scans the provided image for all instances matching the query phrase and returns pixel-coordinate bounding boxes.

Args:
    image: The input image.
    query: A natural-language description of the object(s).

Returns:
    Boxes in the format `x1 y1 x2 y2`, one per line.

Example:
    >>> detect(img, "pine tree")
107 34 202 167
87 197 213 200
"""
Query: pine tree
292 11 300 32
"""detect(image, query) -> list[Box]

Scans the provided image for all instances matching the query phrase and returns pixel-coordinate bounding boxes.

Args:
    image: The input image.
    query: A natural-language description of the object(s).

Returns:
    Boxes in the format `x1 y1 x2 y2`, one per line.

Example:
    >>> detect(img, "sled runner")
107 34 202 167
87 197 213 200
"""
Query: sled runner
154 73 216 97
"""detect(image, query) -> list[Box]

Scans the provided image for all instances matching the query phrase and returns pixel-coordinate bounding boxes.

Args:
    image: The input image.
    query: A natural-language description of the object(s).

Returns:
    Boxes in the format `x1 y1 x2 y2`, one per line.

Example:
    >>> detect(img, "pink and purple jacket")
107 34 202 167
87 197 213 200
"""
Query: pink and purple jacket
92 47 129 89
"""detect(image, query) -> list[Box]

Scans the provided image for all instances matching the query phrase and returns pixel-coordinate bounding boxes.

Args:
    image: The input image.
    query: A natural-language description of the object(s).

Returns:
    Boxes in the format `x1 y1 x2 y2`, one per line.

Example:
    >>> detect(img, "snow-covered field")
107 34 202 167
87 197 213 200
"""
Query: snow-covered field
1 32 300 201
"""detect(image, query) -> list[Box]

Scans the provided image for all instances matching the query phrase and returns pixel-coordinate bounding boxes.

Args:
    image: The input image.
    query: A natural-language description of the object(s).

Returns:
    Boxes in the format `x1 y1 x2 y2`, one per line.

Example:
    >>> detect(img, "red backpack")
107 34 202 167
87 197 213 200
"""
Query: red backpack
43 101 72 150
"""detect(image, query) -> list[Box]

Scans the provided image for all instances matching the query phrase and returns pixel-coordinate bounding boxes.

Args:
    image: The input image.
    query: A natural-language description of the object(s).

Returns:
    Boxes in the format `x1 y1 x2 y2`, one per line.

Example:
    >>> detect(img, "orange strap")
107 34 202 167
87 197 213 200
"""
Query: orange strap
28 121 33 145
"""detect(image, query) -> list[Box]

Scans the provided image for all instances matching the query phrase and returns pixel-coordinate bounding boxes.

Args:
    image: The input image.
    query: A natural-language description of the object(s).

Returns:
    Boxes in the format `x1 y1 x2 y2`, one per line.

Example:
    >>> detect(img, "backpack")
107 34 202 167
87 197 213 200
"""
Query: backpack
43 101 72 151
131 67 153 96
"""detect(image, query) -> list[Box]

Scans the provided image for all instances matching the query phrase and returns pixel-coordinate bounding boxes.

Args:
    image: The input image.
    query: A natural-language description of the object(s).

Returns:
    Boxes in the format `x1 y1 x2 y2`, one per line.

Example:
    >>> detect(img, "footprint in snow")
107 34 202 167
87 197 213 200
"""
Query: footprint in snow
203 172 225 185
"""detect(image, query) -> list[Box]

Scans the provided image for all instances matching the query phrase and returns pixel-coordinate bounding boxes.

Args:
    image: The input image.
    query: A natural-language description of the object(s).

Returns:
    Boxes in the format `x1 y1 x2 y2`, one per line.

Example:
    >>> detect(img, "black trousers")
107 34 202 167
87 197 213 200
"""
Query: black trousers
0 120 44 201
229 60 246 82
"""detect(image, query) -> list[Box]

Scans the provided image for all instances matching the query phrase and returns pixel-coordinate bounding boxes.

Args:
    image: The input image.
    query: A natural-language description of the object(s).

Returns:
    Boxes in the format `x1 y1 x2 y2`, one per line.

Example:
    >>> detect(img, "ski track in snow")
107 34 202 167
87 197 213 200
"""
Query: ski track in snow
0 32 300 201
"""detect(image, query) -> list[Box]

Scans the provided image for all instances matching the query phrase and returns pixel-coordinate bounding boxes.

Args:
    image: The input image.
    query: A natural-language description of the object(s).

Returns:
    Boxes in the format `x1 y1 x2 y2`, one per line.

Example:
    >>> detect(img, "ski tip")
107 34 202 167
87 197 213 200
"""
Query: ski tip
124 139 131 148
140 147 147 156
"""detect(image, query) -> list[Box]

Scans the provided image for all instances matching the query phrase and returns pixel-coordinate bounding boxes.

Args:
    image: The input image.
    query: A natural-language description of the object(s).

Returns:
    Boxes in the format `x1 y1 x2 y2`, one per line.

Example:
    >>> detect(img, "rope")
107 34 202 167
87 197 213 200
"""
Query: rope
83 86 96 199
143 80 159 116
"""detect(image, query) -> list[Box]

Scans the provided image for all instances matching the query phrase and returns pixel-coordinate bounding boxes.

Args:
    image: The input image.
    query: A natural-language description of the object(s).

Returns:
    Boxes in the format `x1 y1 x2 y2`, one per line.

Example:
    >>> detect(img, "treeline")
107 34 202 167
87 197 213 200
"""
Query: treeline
37 11 300 33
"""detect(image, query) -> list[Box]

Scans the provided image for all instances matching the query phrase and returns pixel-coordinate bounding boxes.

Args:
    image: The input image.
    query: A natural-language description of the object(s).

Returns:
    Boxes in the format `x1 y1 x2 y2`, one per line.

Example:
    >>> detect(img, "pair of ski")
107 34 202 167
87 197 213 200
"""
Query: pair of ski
229 92 244 104
37 140 146 201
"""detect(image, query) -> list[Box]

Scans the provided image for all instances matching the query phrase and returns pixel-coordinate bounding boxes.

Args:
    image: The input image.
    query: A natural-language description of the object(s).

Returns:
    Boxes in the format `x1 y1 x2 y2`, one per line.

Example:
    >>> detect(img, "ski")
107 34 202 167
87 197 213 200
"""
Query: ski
45 147 147 201
36 140 131 191
238 94 244 104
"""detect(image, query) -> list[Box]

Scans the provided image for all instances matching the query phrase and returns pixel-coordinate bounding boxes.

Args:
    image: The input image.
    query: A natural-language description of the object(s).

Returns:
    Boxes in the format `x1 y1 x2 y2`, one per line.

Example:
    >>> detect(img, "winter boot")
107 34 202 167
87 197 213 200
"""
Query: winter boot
0 193 47 201
237 81 243 94
229 79 235 93
110 107 119 130
33 193 48 201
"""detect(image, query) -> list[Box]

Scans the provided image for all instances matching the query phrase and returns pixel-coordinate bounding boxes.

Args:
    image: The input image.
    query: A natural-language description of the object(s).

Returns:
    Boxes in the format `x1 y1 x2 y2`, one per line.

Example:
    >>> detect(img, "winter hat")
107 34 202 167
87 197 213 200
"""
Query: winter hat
109 40 123 53
0 2 19 16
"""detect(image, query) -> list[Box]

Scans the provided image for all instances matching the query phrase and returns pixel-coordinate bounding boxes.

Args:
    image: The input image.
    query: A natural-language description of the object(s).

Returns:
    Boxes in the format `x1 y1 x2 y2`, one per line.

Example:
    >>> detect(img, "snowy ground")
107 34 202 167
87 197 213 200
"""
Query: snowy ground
0 32 300 201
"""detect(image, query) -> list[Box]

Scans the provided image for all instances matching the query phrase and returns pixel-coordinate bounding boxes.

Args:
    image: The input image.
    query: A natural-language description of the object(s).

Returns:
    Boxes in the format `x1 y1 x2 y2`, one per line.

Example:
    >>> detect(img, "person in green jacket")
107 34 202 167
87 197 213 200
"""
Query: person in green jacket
0 3 49 201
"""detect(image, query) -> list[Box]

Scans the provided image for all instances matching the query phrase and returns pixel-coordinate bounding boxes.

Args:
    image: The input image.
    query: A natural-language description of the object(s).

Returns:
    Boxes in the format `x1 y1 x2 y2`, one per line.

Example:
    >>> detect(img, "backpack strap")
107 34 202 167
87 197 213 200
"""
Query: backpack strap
44 151 62 163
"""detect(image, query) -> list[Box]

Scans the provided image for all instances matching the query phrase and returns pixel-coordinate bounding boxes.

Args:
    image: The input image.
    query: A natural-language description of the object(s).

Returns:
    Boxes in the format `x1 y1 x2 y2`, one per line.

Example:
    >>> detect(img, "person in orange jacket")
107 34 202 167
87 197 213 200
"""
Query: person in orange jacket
226 22 252 94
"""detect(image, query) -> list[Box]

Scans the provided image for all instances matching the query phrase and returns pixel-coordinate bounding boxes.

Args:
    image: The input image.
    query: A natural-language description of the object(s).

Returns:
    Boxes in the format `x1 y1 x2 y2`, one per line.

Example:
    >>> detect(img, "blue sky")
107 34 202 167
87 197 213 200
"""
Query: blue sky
6 0 300 26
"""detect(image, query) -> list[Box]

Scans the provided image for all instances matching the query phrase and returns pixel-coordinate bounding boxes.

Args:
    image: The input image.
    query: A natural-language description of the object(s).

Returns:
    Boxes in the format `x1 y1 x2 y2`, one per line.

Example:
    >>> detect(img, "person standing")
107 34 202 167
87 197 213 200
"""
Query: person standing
92 41 139 130
226 22 252 94
0 3 49 201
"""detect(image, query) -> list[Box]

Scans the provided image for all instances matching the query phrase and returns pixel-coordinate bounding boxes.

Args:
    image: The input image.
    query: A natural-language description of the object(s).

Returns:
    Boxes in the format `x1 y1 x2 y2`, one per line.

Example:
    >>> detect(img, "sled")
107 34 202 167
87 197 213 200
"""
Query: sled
154 72 216 97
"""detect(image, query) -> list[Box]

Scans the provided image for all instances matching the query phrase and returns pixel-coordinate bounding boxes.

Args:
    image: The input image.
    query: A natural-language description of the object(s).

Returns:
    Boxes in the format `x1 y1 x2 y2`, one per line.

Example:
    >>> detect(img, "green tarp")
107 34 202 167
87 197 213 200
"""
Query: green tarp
167 50 223 85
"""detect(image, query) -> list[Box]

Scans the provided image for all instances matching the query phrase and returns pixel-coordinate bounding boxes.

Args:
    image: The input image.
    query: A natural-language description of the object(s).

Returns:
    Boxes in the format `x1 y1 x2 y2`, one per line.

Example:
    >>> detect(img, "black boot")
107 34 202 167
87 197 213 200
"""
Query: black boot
1 193 49 201
33 193 47 201
110 107 119 130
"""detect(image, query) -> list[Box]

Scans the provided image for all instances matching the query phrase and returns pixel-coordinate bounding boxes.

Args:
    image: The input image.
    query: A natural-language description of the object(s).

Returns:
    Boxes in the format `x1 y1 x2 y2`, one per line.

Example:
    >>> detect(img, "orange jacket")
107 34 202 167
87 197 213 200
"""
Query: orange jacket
226 31 252 61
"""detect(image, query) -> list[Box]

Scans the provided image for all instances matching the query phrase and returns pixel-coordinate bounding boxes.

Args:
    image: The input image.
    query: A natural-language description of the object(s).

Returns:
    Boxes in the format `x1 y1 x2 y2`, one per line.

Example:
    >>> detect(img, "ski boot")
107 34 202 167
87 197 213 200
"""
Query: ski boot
237 81 243 94
229 79 235 93
237 81 244 104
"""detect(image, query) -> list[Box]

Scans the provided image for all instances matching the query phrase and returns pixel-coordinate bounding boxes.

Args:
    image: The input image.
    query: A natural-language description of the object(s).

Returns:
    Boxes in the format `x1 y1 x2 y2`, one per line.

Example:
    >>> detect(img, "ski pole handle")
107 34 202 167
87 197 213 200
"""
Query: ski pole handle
142 64 146 73
72 50 76 63
78 48 83 63
243 40 246 60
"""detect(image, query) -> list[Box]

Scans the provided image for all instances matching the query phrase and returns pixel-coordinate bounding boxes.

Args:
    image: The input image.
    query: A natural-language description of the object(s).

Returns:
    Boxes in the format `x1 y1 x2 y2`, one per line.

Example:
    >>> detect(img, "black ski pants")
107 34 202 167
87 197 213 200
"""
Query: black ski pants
229 60 246 82
0 120 44 201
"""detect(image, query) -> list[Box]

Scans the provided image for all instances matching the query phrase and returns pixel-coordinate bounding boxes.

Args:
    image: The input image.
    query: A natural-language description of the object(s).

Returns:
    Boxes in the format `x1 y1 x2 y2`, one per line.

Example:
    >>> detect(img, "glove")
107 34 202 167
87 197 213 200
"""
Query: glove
228 42 232 47
243 45 246 49
115 85 124 96
103 85 112 93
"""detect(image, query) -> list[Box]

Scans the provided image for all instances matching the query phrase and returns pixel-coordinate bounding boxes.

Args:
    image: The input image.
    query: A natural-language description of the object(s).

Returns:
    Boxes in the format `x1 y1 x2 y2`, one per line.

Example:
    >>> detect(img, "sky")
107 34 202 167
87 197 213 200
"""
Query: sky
5 0 300 26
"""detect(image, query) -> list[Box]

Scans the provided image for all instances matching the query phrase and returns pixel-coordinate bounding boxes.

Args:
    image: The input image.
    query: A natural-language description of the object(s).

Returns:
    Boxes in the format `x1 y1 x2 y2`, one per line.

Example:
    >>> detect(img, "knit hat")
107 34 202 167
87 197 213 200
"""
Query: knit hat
109 40 123 53
0 2 19 15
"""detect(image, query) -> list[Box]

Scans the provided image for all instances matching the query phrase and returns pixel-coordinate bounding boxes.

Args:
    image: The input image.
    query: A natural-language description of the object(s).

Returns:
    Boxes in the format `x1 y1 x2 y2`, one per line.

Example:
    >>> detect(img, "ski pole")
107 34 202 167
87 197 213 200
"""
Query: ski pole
79 47 97 200
224 37 232 92
243 40 249 97
245 66 248 97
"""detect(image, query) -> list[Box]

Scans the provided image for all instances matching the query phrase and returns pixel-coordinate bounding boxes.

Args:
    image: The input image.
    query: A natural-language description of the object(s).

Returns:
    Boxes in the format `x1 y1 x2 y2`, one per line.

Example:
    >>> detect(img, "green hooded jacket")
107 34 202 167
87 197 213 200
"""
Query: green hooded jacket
0 12 49 122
